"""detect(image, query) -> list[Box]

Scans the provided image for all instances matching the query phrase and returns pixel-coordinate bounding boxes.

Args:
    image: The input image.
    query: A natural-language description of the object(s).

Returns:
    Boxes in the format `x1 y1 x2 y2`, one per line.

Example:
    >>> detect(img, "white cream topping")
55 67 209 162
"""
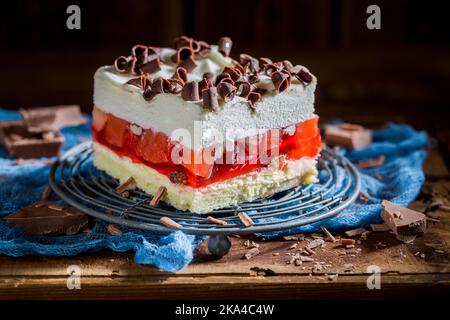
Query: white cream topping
93 46 317 150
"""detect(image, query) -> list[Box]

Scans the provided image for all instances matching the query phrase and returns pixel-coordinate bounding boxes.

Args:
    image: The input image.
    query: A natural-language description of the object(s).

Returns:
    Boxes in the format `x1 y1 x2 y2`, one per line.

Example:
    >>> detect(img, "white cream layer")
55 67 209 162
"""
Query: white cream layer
93 46 317 150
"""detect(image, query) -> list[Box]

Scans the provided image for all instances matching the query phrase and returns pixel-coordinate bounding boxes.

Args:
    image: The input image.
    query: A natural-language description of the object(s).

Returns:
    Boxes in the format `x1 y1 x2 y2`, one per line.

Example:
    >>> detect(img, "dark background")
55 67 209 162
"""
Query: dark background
1 0 449 132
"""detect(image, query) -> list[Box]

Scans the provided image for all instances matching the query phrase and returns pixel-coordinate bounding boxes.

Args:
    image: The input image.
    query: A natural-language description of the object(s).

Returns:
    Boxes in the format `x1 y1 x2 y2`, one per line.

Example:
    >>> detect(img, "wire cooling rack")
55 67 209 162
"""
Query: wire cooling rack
49 142 361 256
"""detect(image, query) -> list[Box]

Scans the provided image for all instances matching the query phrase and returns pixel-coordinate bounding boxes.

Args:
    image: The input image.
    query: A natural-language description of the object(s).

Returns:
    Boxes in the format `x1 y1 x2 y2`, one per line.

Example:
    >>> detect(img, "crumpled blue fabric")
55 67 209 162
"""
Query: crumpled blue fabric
0 109 427 271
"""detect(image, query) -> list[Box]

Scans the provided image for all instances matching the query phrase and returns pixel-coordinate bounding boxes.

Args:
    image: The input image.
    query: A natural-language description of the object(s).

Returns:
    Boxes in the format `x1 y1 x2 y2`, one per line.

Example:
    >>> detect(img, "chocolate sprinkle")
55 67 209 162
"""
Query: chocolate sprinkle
235 80 251 98
181 81 200 101
271 70 291 92
140 57 161 74
202 86 219 111
179 55 197 72
114 56 129 73
218 36 233 57
296 69 313 84
173 67 188 83
217 82 236 102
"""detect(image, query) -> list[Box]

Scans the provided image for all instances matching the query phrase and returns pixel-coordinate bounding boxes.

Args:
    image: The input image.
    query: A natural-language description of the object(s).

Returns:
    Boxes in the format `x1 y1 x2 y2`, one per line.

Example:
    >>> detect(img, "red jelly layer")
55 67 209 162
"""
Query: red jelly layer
92 107 322 188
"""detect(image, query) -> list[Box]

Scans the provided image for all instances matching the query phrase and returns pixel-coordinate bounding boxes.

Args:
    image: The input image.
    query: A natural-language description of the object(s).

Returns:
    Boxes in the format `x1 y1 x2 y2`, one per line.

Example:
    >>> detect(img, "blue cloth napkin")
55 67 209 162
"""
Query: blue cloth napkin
0 109 427 272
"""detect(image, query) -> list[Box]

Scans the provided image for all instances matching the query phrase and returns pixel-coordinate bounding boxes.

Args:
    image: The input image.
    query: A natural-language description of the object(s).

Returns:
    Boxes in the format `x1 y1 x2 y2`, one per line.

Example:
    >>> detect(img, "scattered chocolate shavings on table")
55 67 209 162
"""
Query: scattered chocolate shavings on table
344 228 367 237
150 186 167 207
340 238 356 246
160 216 182 230
207 216 227 225
307 238 324 249
243 247 260 260
107 223 123 236
370 223 391 232
4 201 88 236
321 226 336 242
238 212 255 227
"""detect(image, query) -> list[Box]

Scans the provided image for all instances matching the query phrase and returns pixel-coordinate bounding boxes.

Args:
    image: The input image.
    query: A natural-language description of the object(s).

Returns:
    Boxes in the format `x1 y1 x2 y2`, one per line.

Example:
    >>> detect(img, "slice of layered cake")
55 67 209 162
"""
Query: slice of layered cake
92 36 321 213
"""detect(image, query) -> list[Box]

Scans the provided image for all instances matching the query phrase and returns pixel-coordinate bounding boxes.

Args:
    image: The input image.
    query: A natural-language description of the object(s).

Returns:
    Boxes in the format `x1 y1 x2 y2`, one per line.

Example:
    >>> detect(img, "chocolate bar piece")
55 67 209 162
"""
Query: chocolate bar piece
381 200 427 243
324 123 372 150
20 105 85 132
0 120 64 158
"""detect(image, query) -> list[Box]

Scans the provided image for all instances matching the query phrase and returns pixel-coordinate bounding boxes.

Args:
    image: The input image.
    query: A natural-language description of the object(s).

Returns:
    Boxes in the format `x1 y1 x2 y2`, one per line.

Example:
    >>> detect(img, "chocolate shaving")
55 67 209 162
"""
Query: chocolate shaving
203 72 215 82
243 247 260 259
131 44 148 63
41 186 52 201
247 91 261 111
217 82 236 102
151 77 170 93
357 155 385 169
271 71 291 92
238 212 254 227
169 171 187 185
174 35 192 50
198 78 211 96
116 176 136 194
202 87 219 111
4 201 88 236
264 63 281 76
181 81 200 101
321 226 336 242
215 72 231 85
129 57 141 75
259 57 273 67
143 87 157 101
150 186 167 207
240 54 259 73
160 216 182 230
235 80 251 98
107 224 123 236
223 66 241 81
126 75 148 89
247 73 260 84
179 56 197 72
234 62 248 75
207 216 227 225
344 228 367 237
218 36 232 57
167 78 184 94
296 69 313 84
140 57 161 74
172 46 193 64
114 56 129 73
173 67 188 83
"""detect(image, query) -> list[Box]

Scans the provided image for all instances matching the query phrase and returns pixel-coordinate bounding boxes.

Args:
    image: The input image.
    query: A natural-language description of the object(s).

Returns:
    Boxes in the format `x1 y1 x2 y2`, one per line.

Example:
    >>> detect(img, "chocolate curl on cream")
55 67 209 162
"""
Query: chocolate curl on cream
264 63 281 76
247 91 261 111
181 81 200 101
143 87 157 101
168 78 184 94
296 69 313 85
179 56 197 72
235 80 251 98
240 54 260 73
247 73 260 84
126 75 149 89
152 77 170 93
223 66 242 81
174 36 192 50
131 44 148 64
172 46 194 64
198 78 211 96
259 57 273 67
140 57 161 74
202 87 219 111
217 82 236 102
173 67 188 83
218 37 232 57
129 57 142 75
203 72 215 82
271 71 291 92
215 72 232 85
114 56 129 73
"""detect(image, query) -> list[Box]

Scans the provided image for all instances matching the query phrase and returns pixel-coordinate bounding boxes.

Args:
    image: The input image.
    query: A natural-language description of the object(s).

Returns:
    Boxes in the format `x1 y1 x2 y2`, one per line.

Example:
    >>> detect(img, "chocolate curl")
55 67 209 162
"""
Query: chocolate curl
195 40 211 58
181 81 200 101
253 87 267 96
143 87 157 101
235 81 251 98
296 69 313 84
247 73 260 84
114 56 129 73
218 36 232 57
259 57 273 67
202 87 219 111
152 77 170 93
217 82 236 102
168 78 184 94
179 56 197 72
140 57 161 74
198 78 211 96
223 66 242 81
174 36 192 50
126 75 148 89
173 67 188 83
271 71 291 92
219 77 235 85
234 62 248 75
172 46 194 64
215 72 232 85
247 91 261 111
131 44 148 64
240 54 260 73
203 72 215 83
283 60 296 74
264 63 281 76
191 40 201 52
129 57 142 75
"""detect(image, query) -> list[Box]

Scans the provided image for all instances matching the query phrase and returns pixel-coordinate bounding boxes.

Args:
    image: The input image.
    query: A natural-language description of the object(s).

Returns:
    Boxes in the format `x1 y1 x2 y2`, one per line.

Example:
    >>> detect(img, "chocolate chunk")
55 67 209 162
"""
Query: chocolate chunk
168 78 184 94
235 80 251 98
381 200 427 243
202 87 219 111
217 82 237 102
296 69 313 84
20 105 85 132
140 57 161 74
114 56 129 73
218 36 232 57
240 54 259 73
324 124 372 150
179 56 197 72
173 67 188 83
172 46 193 64
169 171 188 185
271 71 291 92
151 77 170 93
247 91 261 111
126 75 149 89
4 201 88 235
181 81 200 101
0 120 64 159
150 186 167 207
370 223 391 232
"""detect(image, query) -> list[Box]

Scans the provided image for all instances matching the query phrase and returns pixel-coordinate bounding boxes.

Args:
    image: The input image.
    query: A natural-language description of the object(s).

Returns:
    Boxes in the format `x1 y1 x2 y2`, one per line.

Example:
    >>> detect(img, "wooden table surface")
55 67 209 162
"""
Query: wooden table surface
0 133 449 300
